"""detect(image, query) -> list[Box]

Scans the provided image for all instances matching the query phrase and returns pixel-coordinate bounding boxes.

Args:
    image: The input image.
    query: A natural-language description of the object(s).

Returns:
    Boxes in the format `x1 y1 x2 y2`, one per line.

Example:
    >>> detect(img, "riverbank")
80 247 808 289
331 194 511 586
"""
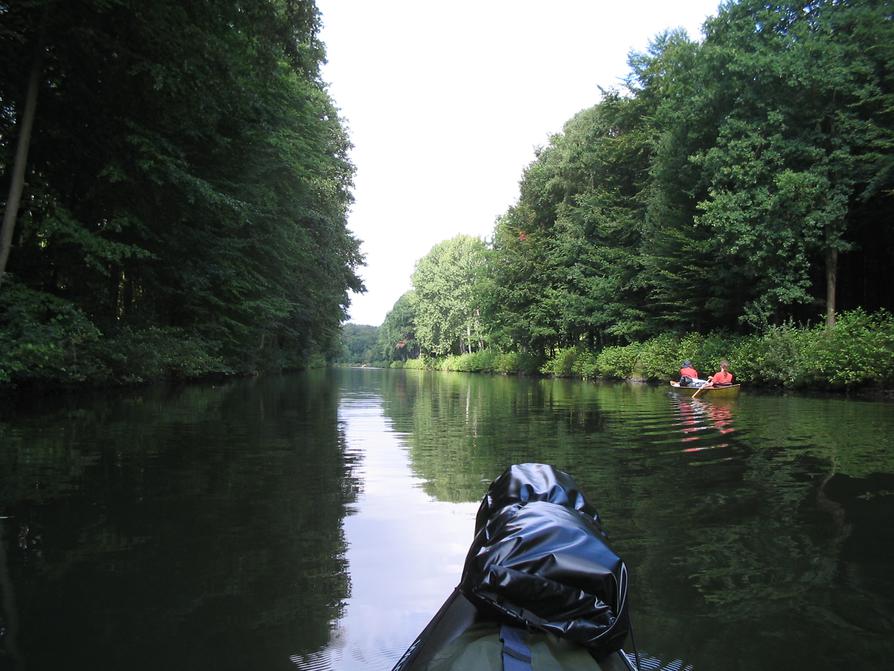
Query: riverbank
5 309 891 395
387 309 894 394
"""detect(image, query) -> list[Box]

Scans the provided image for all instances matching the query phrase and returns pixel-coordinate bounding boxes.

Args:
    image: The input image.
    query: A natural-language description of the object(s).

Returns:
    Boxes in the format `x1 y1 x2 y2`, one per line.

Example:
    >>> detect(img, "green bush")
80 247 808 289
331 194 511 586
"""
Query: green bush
468 350 497 372
731 324 807 386
441 355 459 371
0 282 231 385
698 333 739 379
808 309 894 387
442 351 496 372
408 311 894 389
637 333 680 381
596 343 642 379
541 347 580 376
492 353 513 374
102 327 228 383
0 283 107 384
492 351 541 375
572 350 599 379
676 332 705 373
303 351 328 371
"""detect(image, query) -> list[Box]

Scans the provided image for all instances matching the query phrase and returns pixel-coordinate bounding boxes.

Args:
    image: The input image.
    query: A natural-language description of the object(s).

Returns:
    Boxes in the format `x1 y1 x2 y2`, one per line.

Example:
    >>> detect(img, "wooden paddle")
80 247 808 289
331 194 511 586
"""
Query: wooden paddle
692 381 712 399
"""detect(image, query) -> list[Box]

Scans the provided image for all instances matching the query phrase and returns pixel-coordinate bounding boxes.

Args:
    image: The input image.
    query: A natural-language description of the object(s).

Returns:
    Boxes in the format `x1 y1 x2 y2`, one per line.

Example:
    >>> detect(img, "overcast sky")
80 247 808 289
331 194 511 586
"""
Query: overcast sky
317 0 721 326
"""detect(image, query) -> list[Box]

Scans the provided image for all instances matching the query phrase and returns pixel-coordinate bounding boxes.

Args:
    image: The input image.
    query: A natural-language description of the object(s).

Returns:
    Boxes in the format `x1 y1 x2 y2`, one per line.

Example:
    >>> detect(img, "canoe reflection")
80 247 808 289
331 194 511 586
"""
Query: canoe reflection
672 396 737 451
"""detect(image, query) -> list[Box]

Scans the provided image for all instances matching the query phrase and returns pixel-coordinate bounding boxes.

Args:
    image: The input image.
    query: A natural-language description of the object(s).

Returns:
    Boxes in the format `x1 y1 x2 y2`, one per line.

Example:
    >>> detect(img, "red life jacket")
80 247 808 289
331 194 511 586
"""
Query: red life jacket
712 369 734 385
680 367 699 379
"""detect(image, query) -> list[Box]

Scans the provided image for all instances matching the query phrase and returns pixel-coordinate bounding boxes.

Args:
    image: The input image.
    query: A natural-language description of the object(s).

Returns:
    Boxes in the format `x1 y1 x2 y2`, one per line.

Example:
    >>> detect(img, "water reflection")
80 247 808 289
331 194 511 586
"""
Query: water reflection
369 372 894 669
1 371 893 671
0 374 360 671
290 372 478 670
671 396 737 456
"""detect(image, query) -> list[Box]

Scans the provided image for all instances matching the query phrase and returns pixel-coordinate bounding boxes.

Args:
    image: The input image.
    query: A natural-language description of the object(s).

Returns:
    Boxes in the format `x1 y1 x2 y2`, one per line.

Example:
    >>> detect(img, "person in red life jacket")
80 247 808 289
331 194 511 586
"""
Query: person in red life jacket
679 360 700 387
705 359 734 387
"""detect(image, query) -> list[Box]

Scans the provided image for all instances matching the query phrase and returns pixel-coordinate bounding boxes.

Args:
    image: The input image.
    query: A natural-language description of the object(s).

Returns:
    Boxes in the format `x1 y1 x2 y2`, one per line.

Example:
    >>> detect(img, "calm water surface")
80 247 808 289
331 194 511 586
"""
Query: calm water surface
1 369 893 670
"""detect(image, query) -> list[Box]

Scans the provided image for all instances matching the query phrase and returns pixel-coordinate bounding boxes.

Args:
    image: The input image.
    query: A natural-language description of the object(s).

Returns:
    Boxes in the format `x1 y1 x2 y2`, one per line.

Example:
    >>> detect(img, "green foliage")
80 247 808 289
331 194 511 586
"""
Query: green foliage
0 281 227 385
411 236 489 357
442 351 497 373
393 357 428 370
393 350 542 375
377 291 418 363
636 333 681 381
0 282 106 384
676 332 706 373
1 0 361 386
336 324 379 364
540 347 581 377
102 327 229 383
528 310 894 389
668 312 894 389
571 350 600 379
731 324 809 387
487 93 653 352
492 351 541 375
304 352 328 370
697 333 738 377
674 331 742 380
806 309 894 388
595 343 643 379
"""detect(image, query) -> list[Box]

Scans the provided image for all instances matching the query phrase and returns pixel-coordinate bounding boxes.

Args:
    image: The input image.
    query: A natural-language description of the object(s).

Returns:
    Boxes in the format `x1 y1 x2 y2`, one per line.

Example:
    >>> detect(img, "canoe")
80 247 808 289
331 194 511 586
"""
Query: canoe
669 381 741 398
392 587 637 671
392 463 639 671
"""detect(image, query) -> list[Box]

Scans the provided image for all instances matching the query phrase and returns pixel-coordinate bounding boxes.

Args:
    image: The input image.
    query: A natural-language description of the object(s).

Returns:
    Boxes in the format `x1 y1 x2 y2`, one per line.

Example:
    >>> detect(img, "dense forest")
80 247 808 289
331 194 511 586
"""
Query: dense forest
368 0 894 387
1 0 362 385
4 0 893 387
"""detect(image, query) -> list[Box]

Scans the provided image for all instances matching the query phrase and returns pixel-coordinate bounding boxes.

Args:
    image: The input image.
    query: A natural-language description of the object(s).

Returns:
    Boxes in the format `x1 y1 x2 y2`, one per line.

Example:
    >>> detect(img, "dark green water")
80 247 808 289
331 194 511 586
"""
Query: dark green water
1 368 892 670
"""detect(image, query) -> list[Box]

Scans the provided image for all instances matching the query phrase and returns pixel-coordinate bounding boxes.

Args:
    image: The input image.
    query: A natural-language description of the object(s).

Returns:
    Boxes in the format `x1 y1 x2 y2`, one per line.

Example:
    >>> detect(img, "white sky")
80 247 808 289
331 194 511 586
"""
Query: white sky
318 0 721 326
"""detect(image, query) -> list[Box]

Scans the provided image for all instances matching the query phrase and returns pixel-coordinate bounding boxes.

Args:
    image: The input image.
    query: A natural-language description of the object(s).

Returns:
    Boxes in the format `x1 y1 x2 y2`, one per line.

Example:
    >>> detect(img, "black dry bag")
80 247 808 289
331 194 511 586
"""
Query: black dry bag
460 463 630 656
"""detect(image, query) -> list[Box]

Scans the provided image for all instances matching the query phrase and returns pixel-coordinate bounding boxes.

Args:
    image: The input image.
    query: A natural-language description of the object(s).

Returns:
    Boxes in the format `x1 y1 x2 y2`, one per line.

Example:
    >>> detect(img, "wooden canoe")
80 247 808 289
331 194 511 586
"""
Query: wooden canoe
669 381 741 398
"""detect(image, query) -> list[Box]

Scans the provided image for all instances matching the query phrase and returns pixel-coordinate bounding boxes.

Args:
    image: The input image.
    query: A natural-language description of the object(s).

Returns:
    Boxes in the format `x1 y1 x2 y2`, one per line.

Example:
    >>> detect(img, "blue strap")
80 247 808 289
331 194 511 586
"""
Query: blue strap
500 623 532 671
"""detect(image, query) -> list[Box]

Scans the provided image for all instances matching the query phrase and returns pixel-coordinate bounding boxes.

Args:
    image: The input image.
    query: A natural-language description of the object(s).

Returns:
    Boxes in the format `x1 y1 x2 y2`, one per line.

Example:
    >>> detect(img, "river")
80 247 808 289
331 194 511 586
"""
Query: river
1 368 892 670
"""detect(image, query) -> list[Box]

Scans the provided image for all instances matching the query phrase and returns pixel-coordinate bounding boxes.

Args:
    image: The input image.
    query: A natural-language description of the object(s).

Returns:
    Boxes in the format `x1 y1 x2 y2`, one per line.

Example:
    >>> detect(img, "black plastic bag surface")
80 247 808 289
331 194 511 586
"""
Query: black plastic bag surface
460 463 629 655
473 463 601 532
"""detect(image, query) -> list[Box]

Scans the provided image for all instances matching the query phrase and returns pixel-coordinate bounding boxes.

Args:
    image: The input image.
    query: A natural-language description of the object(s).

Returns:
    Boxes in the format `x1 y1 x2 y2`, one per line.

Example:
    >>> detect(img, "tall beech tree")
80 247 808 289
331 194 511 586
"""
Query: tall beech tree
411 235 489 357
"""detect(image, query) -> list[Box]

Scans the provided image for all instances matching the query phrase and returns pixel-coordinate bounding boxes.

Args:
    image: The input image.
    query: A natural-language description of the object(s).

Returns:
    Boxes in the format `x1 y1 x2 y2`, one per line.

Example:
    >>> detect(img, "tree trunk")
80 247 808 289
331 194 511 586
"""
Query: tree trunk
0 44 43 290
826 246 837 329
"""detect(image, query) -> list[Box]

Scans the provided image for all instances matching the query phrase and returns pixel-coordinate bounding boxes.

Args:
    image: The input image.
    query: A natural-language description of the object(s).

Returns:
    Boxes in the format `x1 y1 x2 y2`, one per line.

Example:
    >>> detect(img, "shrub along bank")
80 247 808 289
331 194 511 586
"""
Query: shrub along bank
388 310 894 391
0 283 328 387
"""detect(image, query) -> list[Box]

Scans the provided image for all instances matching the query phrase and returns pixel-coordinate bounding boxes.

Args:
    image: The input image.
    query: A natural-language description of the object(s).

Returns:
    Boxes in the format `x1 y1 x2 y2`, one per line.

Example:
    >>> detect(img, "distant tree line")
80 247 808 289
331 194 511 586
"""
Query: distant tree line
334 324 378 365
373 0 894 371
1 0 362 385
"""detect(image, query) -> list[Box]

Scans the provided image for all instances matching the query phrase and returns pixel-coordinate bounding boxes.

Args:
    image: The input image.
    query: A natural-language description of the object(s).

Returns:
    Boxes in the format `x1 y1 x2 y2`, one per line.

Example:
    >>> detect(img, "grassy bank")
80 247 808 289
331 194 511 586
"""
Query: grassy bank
388 309 894 391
